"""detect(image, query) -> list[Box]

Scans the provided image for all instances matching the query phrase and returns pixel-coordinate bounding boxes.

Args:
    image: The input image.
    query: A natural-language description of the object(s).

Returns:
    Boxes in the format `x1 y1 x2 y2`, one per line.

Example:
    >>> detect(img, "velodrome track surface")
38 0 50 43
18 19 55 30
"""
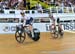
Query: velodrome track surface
0 32 75 54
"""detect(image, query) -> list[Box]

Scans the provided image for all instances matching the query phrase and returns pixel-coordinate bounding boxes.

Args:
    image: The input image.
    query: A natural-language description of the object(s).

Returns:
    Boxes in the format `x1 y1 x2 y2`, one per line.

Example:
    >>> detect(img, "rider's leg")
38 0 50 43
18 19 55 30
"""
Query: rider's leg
29 25 33 31
59 25 63 31
28 17 33 31
51 24 55 33
25 19 33 33
58 24 64 35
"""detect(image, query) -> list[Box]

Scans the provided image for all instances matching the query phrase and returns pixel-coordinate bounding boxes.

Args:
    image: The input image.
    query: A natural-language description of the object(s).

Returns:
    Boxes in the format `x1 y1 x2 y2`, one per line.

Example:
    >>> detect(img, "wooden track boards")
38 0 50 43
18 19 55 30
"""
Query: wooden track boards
0 32 75 54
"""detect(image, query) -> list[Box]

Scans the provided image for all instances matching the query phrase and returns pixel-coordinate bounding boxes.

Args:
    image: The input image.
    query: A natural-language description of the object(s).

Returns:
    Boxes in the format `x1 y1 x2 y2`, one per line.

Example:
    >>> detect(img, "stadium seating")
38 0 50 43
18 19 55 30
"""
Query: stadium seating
30 0 50 9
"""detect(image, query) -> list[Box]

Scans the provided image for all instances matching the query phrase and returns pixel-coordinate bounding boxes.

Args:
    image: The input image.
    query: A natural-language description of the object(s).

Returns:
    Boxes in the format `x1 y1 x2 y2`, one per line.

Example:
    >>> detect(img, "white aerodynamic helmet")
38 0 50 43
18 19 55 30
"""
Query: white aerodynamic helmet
20 10 25 15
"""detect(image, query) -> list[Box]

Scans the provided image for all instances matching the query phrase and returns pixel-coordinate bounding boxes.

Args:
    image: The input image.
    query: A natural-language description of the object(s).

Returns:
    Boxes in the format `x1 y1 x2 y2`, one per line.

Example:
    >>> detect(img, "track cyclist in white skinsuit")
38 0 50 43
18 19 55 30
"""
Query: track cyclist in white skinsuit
49 14 63 33
20 11 33 33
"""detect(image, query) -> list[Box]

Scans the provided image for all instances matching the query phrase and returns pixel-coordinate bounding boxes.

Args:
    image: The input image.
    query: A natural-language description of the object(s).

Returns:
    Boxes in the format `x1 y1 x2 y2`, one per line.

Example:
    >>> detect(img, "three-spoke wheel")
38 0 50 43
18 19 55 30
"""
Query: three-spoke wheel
15 31 26 43
51 26 64 38
15 25 26 43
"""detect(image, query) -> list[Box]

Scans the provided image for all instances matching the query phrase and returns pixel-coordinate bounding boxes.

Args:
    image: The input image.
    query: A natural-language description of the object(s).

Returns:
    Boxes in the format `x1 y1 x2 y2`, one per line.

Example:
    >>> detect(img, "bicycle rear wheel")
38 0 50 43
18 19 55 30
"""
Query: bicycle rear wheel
27 28 40 41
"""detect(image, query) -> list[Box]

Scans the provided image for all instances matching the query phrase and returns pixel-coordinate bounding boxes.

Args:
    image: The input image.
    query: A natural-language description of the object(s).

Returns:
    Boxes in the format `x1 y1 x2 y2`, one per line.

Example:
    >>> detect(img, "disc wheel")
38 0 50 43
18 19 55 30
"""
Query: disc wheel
27 28 40 41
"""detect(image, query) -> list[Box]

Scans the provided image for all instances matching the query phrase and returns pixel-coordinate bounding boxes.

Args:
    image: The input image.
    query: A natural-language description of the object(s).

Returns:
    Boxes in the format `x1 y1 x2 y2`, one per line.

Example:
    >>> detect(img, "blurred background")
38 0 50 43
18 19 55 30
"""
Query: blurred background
0 0 75 23
0 0 74 10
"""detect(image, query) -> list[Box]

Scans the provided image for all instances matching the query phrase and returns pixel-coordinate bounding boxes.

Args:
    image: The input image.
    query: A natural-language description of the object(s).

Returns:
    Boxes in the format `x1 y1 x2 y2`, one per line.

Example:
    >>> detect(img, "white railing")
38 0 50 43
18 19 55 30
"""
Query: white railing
49 7 75 13
0 7 75 19
0 7 75 14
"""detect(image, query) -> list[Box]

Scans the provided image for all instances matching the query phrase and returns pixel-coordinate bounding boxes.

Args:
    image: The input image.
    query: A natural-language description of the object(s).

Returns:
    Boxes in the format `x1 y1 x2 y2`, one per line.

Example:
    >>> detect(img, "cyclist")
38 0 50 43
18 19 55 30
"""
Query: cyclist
49 14 63 33
56 17 63 33
20 11 33 33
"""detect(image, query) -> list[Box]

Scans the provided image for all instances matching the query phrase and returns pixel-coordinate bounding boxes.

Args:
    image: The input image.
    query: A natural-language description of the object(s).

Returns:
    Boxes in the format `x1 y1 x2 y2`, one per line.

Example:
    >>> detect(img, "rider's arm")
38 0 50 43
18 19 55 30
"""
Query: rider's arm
22 16 26 26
